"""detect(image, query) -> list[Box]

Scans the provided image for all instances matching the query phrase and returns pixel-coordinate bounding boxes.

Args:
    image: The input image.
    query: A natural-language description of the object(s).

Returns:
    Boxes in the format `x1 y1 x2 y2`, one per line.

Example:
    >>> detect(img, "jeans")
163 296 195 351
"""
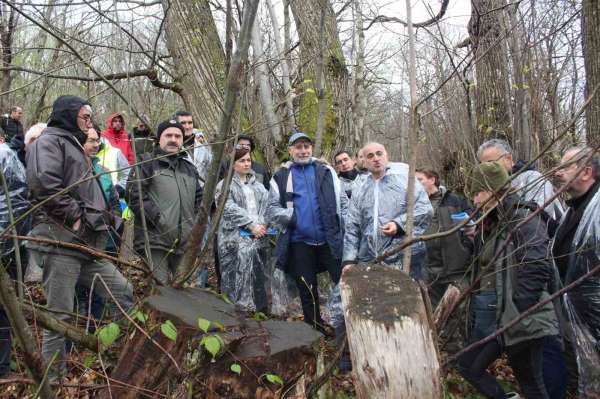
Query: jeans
288 242 341 332
38 251 133 376
457 337 550 399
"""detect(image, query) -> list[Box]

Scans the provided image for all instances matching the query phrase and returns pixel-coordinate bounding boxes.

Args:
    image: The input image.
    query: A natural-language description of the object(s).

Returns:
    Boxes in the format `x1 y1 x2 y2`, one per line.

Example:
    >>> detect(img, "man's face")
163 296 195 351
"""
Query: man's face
363 144 388 176
11 107 23 121
159 127 184 154
178 115 194 136
335 152 355 173
237 138 252 151
137 122 147 131
555 150 593 197
415 172 437 195
77 105 93 133
84 128 101 157
356 150 365 169
288 139 313 164
112 116 124 132
478 147 513 172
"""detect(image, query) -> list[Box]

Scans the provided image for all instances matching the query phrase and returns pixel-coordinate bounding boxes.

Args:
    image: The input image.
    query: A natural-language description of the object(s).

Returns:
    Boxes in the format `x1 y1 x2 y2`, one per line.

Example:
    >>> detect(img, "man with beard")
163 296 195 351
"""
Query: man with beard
127 120 203 284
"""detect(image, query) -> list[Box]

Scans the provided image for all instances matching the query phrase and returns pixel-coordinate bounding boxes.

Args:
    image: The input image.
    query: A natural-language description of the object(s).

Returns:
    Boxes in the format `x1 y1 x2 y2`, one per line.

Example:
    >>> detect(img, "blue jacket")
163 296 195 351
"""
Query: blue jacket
267 159 348 273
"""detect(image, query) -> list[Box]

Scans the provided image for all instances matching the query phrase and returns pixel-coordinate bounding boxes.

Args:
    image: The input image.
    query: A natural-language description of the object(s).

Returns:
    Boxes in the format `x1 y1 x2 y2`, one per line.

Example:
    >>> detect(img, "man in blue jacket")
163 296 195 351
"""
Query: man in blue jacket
267 132 348 334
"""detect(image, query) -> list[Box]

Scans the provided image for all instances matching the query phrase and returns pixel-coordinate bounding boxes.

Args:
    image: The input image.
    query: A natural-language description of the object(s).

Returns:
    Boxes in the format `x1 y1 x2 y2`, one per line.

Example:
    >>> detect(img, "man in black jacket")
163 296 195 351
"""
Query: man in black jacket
26 96 133 378
553 145 600 394
127 120 203 285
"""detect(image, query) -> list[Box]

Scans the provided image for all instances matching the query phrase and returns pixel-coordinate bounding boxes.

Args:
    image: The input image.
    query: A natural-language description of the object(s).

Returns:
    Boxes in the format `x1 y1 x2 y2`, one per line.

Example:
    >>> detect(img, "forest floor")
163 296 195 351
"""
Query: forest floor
0 242 517 398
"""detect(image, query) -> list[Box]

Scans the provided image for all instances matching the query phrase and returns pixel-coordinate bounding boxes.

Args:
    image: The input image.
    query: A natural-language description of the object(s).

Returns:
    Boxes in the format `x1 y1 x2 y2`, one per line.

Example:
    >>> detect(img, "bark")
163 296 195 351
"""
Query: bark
352 0 367 151
104 287 321 398
173 0 260 286
432 284 461 332
162 0 226 135
0 3 17 109
290 0 349 145
582 0 600 146
469 0 513 146
313 4 327 157
251 18 282 143
265 0 296 133
340 265 442 398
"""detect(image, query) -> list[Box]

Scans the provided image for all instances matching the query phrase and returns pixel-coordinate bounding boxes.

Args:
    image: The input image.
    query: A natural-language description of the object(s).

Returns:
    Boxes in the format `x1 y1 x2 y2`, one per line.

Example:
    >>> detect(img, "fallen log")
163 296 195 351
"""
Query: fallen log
100 287 322 398
340 264 442 399
433 284 461 332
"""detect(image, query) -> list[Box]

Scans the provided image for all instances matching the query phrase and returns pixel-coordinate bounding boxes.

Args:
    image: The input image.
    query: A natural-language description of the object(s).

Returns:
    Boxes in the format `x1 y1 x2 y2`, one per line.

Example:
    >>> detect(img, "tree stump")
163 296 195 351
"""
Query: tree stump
101 286 322 398
340 264 442 399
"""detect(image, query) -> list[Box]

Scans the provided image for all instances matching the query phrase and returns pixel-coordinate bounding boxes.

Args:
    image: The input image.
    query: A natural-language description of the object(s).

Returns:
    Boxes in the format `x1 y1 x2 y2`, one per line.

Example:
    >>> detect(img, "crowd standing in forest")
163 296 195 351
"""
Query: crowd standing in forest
0 97 599 399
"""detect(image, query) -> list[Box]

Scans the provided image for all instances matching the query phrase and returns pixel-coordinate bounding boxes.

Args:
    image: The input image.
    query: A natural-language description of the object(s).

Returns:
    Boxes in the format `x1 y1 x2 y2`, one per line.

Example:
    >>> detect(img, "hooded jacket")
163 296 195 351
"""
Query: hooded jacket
102 112 134 165
216 171 269 310
511 161 563 221
342 166 432 267
127 147 203 255
26 95 118 257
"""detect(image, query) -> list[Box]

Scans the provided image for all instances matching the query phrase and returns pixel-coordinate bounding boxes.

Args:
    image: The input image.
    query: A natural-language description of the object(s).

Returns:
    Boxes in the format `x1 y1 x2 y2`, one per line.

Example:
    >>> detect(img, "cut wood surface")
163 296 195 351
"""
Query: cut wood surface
340 264 442 399
433 284 461 332
101 287 322 398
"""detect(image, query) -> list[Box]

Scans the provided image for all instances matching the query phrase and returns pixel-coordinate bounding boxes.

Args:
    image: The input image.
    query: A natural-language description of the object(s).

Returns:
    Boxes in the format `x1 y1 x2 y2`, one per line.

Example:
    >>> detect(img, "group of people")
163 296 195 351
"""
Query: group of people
0 94 598 399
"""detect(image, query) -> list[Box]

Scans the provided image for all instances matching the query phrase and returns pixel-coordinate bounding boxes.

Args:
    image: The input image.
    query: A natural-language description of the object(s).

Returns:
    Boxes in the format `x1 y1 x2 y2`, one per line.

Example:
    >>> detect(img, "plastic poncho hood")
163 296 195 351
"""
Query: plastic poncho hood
47 95 90 144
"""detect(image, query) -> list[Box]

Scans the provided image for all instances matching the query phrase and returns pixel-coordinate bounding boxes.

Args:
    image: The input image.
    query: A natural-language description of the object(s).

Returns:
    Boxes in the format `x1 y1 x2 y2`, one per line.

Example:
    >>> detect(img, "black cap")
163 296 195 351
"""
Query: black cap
156 119 184 140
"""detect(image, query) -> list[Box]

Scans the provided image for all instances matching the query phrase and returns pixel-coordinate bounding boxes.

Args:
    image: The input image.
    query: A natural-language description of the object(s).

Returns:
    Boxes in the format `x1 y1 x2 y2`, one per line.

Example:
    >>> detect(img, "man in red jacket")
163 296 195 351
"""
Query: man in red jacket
102 112 134 165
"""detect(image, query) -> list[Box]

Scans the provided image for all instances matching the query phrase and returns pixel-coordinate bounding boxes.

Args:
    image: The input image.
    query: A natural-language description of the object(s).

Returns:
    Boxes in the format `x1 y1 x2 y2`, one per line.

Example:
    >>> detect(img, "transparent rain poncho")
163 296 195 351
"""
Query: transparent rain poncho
343 164 433 268
0 143 30 256
216 171 269 312
559 187 600 397
512 169 563 220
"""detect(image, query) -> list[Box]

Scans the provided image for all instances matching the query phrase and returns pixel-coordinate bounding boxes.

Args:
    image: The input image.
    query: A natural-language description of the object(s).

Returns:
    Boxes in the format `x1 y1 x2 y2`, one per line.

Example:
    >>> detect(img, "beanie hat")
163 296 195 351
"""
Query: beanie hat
467 161 510 196
156 119 184 140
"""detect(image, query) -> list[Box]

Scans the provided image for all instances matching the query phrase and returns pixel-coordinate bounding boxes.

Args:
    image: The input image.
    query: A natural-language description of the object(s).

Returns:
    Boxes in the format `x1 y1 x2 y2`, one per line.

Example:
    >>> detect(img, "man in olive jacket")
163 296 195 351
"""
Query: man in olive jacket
128 119 203 284
26 96 133 377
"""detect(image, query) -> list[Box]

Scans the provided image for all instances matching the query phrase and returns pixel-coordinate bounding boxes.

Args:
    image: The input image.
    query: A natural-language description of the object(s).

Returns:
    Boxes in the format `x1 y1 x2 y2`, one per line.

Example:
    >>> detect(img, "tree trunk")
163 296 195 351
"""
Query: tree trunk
0 4 17 111
290 0 349 149
351 0 366 151
340 265 442 399
162 0 225 136
103 287 321 398
251 18 282 143
582 0 600 146
469 0 512 146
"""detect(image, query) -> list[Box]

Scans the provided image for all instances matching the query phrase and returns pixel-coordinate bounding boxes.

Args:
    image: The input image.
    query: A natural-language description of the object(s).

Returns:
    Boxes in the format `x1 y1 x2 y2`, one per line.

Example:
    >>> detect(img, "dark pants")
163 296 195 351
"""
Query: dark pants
0 250 25 377
542 335 567 399
457 337 549 399
289 242 341 332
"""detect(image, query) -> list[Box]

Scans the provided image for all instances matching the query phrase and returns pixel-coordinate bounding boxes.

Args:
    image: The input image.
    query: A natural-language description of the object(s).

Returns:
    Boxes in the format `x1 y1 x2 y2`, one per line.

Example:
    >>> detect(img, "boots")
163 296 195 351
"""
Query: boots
334 325 352 373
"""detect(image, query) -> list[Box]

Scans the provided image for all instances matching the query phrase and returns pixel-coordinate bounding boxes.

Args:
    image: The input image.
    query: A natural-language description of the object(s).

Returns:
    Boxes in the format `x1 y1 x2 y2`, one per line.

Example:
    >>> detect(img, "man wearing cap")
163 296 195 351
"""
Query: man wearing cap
127 119 203 284
457 161 558 399
267 132 348 334
26 96 133 378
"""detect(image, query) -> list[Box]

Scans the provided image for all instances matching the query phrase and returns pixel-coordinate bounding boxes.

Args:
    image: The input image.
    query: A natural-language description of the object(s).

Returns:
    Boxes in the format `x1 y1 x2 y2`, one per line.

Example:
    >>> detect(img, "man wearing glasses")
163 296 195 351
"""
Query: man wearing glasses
25 96 133 379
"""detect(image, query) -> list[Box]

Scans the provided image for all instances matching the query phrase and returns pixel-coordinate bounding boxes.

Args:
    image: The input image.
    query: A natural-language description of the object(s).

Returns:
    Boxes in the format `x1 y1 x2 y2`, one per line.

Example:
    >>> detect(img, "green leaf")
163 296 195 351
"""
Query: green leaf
84 354 97 368
303 79 313 85
198 318 211 333
97 322 120 348
212 321 225 331
253 312 268 321
230 363 242 375
203 335 221 361
264 373 284 385
161 320 178 342
131 309 147 323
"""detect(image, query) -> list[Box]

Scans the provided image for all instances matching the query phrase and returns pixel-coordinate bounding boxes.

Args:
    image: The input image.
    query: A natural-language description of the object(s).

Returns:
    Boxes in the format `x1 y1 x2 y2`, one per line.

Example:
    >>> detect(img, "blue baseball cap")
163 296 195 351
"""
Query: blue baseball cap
288 132 313 146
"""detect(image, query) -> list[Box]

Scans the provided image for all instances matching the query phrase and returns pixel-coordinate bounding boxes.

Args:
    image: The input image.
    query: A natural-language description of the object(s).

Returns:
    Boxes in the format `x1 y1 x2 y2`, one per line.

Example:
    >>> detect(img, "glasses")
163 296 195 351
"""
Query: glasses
79 114 92 123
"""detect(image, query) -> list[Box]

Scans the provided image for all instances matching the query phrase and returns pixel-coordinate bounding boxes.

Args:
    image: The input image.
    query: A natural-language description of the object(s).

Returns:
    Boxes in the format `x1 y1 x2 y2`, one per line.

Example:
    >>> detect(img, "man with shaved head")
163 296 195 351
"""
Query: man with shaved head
343 142 432 272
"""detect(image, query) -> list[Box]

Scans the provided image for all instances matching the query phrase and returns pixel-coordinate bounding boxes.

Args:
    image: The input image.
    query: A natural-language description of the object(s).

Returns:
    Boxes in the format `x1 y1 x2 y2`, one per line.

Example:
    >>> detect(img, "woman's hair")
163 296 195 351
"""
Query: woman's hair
234 147 250 162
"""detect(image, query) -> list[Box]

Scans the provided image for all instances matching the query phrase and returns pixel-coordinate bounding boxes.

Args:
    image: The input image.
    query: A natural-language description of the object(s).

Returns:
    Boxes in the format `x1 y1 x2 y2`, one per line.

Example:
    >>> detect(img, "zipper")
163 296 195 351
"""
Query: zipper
301 165 319 241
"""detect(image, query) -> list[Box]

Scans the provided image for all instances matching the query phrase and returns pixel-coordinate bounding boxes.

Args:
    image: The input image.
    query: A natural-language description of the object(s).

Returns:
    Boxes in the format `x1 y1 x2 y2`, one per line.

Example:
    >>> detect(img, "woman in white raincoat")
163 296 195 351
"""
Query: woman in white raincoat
216 148 269 312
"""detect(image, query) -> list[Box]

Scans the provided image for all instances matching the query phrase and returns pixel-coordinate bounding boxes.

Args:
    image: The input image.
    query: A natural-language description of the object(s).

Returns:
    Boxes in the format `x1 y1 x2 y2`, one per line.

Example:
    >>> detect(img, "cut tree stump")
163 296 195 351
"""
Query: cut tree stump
340 264 442 399
100 287 322 399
